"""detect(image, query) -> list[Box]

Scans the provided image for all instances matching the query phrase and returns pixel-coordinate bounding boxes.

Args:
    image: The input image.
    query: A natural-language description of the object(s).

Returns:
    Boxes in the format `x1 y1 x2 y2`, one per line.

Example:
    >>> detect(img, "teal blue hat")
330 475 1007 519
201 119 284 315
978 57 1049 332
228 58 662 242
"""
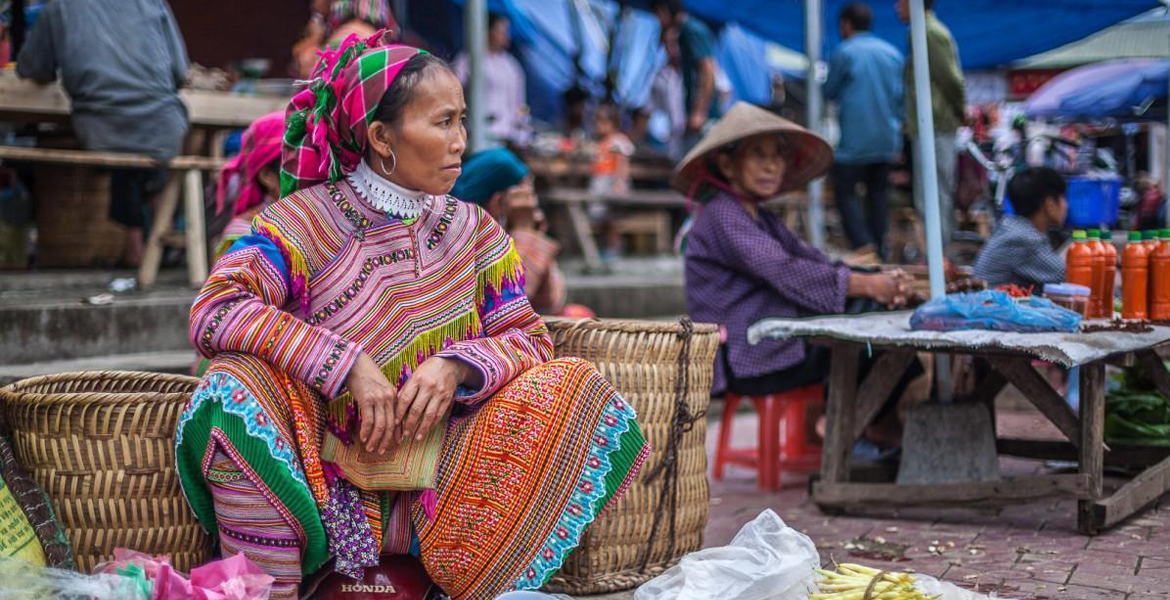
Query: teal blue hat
451 148 530 206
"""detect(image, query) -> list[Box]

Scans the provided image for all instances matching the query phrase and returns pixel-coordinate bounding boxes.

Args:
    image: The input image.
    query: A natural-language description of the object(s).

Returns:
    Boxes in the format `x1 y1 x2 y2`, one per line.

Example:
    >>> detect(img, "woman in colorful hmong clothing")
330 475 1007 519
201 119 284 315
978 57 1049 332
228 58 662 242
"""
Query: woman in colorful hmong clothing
178 32 647 600
211 111 285 260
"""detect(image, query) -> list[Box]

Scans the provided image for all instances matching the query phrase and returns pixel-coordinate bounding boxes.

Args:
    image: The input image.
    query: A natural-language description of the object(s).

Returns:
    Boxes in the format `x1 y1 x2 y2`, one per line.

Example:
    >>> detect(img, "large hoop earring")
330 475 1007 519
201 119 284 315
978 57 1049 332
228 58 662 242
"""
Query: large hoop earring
379 149 397 176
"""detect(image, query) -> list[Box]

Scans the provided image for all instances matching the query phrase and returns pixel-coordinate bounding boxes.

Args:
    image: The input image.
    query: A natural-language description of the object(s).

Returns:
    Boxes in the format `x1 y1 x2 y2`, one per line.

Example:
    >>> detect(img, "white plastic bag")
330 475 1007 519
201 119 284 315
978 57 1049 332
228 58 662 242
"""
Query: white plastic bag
914 574 1018 600
0 556 146 600
633 509 1016 600
634 509 818 600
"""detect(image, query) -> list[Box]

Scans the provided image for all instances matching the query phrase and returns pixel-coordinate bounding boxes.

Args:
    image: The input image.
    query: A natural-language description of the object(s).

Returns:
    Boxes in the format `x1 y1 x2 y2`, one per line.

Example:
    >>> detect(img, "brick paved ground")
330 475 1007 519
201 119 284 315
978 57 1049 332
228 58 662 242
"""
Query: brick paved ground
584 405 1170 600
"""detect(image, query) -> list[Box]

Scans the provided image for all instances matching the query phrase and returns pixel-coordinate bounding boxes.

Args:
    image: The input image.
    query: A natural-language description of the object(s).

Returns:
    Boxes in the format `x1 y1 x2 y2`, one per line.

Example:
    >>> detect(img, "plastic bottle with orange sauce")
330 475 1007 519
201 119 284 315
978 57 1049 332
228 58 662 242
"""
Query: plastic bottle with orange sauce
1086 229 1107 318
1067 230 1095 300
1150 229 1170 320
1122 231 1149 320
1099 230 1118 318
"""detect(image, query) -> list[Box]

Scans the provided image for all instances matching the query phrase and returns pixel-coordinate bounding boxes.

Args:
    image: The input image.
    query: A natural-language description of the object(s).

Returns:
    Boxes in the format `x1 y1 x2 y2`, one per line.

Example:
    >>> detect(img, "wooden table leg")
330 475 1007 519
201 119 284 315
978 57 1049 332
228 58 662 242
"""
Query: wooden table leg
990 356 1082 448
1081 350 1170 530
566 203 602 270
851 350 916 442
821 343 860 486
183 169 208 287
1078 363 1106 534
137 172 182 289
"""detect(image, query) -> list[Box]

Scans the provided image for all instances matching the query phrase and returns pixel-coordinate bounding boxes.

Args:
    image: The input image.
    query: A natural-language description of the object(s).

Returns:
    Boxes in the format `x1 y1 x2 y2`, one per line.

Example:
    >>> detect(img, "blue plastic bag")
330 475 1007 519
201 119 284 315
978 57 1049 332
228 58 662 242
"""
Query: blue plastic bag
909 290 1082 333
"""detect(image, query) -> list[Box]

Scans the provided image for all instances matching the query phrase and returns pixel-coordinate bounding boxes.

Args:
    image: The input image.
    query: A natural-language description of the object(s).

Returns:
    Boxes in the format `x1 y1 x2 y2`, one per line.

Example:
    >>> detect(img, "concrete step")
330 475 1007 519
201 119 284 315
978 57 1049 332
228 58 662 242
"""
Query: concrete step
0 268 186 293
0 288 195 364
0 350 197 385
566 273 685 318
0 259 686 366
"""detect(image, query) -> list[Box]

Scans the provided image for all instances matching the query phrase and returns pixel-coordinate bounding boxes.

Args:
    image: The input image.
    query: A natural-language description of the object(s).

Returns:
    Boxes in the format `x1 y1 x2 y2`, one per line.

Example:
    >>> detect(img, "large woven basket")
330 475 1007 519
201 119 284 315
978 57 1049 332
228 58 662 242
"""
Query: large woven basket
543 317 719 595
0 371 210 572
34 165 125 268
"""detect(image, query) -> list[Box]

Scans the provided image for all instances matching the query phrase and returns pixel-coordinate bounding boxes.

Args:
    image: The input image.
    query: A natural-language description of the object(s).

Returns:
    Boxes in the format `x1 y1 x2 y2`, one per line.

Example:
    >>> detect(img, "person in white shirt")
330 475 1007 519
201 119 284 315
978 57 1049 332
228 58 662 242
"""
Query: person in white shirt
453 13 529 145
634 26 686 158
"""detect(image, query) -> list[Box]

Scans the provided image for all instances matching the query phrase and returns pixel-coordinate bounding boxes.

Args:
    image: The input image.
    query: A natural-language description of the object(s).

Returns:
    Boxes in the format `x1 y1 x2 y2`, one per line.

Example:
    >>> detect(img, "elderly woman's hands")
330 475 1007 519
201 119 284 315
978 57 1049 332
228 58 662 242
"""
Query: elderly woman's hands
847 270 912 308
346 352 400 454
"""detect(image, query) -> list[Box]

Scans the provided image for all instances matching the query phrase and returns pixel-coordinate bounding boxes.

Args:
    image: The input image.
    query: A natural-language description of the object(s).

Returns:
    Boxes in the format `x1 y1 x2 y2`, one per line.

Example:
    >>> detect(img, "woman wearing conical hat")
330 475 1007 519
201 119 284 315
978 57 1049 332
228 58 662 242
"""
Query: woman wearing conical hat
679 101 911 397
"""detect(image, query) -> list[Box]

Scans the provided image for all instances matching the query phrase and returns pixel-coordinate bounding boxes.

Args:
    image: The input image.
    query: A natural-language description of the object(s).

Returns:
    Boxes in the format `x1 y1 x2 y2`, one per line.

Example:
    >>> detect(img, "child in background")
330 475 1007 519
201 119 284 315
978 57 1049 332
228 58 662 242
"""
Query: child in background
589 104 634 263
590 104 634 196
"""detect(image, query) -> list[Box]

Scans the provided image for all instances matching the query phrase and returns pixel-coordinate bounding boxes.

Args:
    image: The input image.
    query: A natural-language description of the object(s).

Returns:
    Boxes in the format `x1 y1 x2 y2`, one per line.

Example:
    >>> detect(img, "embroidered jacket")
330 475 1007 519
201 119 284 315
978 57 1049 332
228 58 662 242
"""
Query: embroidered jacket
190 178 552 416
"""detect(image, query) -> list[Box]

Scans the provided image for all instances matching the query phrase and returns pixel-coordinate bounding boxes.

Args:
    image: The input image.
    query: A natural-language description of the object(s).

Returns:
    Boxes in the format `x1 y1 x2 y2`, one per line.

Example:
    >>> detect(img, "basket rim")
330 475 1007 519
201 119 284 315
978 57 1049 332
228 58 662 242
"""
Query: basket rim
0 370 198 405
544 316 718 335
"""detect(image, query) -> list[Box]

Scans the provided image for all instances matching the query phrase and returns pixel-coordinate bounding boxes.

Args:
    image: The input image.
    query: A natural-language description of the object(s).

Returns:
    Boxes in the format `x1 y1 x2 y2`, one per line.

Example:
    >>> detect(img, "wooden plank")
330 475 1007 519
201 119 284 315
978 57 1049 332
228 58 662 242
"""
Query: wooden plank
1095 453 1170 529
522 152 673 185
0 74 287 128
180 89 289 129
565 203 603 271
543 187 687 208
1137 350 1170 398
1079 363 1107 534
989 356 1081 448
0 145 223 170
813 474 1092 508
967 367 1007 408
183 169 209 288
851 350 916 441
821 343 860 484
997 438 1170 467
138 173 183 289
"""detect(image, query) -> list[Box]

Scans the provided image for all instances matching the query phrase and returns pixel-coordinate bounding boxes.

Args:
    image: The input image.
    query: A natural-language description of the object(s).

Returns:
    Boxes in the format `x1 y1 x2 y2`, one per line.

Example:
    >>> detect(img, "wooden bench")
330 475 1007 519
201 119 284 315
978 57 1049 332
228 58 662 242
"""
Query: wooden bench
0 145 224 288
540 187 686 268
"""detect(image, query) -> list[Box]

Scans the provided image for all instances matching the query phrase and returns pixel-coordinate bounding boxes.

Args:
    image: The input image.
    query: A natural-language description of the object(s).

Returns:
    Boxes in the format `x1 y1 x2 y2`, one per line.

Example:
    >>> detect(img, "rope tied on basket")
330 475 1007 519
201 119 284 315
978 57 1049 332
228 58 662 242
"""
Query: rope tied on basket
639 317 706 573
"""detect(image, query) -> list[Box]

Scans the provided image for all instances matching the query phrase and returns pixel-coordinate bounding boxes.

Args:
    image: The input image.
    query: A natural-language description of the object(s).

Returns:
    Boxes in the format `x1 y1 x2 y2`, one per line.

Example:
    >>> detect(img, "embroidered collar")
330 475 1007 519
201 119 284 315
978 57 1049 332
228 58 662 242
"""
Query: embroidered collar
347 160 431 219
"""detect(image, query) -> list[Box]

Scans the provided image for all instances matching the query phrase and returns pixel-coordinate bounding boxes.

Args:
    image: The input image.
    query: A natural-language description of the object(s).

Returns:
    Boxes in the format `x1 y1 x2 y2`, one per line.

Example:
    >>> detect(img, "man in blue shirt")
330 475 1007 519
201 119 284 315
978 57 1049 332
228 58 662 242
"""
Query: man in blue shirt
652 0 719 149
824 2 903 259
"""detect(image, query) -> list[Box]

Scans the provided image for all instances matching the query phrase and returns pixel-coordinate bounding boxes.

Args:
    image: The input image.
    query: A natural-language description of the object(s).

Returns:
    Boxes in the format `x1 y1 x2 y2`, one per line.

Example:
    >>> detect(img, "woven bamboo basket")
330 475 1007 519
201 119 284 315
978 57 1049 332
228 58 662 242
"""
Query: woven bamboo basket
0 371 210 573
34 165 125 267
543 317 719 595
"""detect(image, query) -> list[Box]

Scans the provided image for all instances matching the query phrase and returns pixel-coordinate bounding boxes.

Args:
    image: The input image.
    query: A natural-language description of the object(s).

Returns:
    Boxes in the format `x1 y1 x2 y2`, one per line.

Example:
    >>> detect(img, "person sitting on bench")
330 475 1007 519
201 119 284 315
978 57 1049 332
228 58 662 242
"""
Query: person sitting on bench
16 0 190 268
451 147 594 318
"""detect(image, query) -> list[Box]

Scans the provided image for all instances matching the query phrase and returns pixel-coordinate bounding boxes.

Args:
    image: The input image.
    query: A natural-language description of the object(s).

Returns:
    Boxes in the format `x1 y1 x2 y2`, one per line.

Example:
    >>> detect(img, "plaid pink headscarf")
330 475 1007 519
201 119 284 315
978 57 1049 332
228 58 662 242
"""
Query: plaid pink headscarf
281 31 425 196
217 111 286 216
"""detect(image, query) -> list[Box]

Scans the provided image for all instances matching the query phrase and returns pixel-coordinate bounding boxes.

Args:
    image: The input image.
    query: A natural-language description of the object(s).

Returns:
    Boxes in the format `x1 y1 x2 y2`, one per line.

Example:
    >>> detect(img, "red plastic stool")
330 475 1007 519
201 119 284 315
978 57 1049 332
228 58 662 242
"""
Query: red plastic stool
713 385 823 491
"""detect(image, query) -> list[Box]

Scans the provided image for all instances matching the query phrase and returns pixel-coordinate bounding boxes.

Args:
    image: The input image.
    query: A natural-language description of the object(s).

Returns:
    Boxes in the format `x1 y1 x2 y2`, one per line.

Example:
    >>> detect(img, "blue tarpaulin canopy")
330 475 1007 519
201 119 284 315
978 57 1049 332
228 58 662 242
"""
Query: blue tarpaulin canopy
432 0 1162 123
1058 59 1169 121
623 0 1162 70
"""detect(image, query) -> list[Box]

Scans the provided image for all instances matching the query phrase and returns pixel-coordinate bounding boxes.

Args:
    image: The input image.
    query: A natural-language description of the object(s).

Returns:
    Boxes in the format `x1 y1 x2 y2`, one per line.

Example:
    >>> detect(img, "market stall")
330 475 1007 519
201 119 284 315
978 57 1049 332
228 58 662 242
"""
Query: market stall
0 72 288 286
749 311 1170 534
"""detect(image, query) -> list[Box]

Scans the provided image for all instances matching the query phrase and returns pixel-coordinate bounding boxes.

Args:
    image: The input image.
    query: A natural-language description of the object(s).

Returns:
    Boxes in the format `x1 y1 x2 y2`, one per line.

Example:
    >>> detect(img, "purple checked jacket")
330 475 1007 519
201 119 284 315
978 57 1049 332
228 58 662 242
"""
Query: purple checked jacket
684 193 852 394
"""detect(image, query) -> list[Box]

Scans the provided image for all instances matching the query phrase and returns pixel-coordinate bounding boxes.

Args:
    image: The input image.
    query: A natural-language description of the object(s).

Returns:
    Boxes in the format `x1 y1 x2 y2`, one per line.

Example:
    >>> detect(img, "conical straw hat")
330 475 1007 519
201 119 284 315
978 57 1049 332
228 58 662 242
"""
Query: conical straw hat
670 101 833 198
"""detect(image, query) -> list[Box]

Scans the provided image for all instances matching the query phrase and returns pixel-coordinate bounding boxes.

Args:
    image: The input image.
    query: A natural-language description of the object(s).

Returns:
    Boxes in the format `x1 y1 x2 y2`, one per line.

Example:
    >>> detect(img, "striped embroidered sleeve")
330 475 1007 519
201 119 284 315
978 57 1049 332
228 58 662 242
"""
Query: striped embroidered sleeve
189 226 361 398
436 213 553 404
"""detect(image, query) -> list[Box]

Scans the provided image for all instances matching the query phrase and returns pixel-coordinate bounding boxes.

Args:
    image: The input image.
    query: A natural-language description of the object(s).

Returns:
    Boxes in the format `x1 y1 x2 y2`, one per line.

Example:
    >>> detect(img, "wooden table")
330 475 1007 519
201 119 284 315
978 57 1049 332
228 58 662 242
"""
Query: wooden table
541 187 686 269
0 73 287 286
748 312 1170 534
0 71 288 130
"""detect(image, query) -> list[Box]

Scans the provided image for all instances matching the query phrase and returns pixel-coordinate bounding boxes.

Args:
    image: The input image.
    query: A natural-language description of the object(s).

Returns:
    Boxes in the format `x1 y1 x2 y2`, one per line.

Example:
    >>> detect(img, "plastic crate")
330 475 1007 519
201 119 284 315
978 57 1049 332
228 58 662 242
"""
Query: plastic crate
1002 174 1120 228
1066 175 1121 227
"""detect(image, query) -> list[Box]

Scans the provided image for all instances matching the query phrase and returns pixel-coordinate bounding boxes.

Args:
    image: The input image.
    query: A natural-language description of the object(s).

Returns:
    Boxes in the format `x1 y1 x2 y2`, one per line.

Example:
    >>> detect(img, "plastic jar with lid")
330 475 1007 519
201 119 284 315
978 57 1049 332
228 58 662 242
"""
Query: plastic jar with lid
1043 283 1091 317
